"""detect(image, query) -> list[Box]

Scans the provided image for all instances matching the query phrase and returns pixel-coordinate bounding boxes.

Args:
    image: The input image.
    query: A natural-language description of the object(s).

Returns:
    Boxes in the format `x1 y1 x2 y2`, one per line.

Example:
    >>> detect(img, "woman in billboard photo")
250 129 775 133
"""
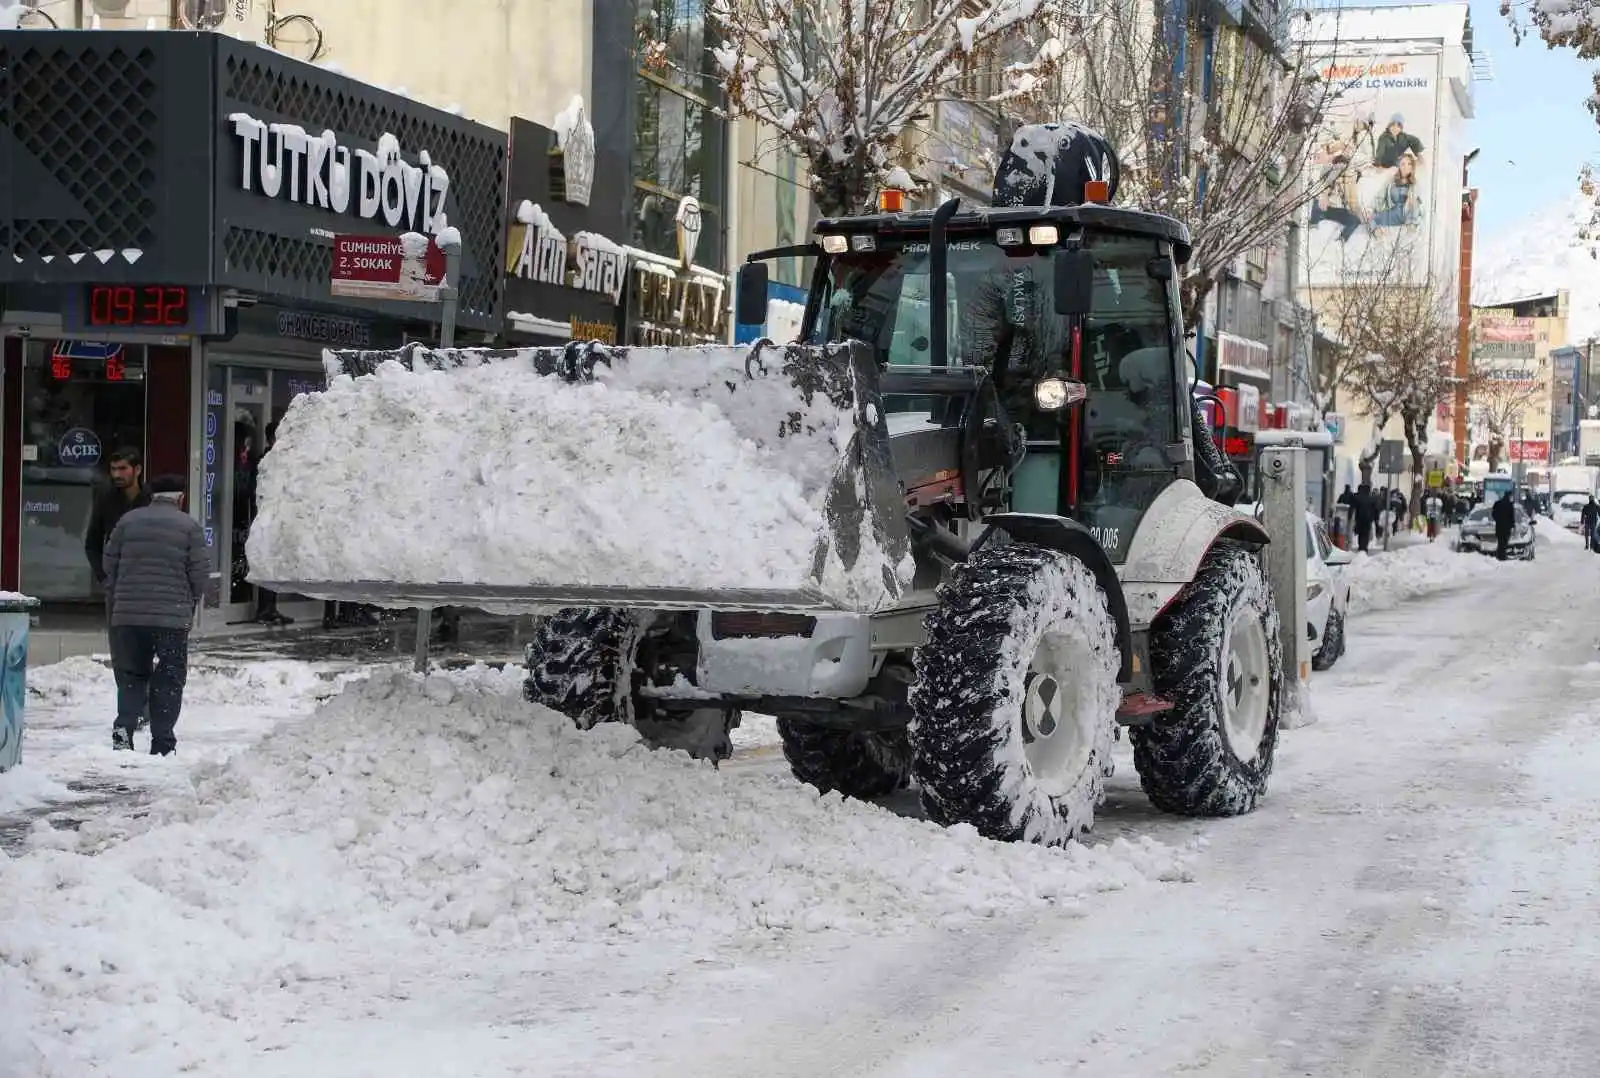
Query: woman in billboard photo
1370 149 1423 229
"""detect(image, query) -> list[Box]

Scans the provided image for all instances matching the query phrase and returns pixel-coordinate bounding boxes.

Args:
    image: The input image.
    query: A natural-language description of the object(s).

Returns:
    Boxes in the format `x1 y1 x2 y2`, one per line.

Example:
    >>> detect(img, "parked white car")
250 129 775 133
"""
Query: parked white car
1306 513 1352 671
1235 505 1351 671
1553 492 1590 533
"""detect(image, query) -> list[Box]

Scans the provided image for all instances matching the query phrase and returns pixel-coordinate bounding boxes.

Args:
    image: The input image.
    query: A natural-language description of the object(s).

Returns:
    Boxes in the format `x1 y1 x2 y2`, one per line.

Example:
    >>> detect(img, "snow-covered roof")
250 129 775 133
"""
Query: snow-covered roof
1472 193 1599 343
1476 292 1561 309
1298 3 1469 46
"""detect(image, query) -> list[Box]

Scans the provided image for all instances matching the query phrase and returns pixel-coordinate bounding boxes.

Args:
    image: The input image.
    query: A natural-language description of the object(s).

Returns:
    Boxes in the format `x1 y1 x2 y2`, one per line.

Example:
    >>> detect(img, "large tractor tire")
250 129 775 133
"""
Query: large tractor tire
777 720 911 799
910 542 1121 845
523 607 641 728
523 607 738 761
1132 541 1282 816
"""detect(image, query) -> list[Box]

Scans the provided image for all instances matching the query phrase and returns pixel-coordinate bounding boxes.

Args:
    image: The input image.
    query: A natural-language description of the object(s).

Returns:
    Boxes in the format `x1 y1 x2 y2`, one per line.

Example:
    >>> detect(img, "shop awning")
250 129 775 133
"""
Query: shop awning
505 312 571 339
623 246 728 287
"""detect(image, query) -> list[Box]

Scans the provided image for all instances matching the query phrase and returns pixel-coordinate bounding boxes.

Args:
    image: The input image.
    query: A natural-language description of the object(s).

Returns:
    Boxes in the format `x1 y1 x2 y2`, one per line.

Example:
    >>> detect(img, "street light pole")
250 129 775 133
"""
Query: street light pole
413 233 464 675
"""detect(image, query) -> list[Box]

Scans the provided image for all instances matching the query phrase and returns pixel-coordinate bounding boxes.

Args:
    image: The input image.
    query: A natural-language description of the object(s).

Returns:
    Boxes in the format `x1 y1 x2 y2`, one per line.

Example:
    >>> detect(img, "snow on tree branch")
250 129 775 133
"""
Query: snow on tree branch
707 0 1066 215
1503 0 1600 129
1319 237 1458 480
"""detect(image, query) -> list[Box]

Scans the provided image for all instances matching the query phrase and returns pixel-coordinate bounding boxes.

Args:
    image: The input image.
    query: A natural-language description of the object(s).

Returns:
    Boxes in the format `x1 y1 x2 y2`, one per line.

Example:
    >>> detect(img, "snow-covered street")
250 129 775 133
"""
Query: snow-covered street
2 533 1597 1076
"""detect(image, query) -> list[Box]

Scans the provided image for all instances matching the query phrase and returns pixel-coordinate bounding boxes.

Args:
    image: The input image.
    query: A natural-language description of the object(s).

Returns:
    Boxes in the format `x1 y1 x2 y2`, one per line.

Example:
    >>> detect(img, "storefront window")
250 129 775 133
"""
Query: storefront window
19 341 147 601
633 0 728 271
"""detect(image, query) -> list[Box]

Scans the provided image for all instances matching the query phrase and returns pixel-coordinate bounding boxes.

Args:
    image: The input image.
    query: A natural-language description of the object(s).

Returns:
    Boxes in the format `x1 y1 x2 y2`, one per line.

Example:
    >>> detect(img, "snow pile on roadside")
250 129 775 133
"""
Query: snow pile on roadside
1344 541 1518 617
248 344 912 611
1 665 1187 1070
1541 520 1586 547
0 766 69 813
26 654 352 710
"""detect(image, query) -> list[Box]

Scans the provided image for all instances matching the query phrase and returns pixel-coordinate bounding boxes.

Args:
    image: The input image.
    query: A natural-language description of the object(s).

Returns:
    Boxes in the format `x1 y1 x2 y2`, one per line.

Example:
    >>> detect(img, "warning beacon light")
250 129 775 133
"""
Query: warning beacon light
878 188 905 213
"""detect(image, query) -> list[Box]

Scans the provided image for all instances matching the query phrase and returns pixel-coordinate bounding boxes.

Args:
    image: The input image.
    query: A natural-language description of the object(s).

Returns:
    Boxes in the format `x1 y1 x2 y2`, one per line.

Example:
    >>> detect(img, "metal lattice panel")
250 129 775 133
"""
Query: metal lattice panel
1 42 159 262
222 227 329 284
219 44 505 325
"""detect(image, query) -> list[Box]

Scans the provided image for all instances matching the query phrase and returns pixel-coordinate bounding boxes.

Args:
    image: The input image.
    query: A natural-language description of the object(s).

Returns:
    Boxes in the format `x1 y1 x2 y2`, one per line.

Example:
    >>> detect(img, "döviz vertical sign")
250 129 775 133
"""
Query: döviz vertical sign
202 380 225 606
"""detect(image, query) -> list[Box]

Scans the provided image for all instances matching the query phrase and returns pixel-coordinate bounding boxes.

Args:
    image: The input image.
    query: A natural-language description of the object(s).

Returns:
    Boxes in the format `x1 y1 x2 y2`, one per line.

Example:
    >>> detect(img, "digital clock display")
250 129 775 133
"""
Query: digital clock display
85 285 191 328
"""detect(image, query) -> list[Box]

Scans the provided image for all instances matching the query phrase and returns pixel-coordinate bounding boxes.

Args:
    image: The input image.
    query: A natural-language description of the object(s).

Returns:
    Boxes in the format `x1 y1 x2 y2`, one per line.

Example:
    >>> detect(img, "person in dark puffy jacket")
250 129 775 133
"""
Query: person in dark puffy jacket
103 474 209 755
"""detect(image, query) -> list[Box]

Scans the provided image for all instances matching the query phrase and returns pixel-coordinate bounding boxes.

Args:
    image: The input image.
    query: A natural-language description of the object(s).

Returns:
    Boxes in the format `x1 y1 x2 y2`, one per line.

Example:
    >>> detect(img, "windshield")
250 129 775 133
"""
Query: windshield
808 229 1180 561
1468 505 1526 525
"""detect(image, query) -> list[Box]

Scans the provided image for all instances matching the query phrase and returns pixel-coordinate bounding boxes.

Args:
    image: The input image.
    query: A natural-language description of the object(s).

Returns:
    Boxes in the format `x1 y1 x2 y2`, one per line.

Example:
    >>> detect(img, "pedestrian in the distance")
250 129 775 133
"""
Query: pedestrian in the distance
85 446 152 610
104 474 208 755
1424 491 1442 541
1491 491 1516 562
251 420 294 627
1583 496 1599 552
1353 482 1377 553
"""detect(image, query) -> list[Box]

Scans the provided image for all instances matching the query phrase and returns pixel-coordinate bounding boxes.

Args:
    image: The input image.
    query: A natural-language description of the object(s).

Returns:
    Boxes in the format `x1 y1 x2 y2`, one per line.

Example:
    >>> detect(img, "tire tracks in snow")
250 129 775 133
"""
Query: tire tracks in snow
1163 548 1600 1076
605 551 1600 1077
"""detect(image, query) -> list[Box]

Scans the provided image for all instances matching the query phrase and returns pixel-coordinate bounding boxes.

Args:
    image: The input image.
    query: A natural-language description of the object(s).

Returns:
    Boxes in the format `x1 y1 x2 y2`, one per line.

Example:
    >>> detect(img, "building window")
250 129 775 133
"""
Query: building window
633 0 729 272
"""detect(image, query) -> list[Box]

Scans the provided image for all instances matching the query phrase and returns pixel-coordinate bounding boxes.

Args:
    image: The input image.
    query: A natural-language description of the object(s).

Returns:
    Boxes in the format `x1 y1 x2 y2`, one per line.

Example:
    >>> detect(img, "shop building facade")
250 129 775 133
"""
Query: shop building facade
0 31 506 624
502 112 629 344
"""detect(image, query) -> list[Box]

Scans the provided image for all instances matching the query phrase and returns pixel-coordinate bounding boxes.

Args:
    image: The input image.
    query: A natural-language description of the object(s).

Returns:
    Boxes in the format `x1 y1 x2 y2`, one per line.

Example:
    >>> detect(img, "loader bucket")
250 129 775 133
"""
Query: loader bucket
246 339 914 615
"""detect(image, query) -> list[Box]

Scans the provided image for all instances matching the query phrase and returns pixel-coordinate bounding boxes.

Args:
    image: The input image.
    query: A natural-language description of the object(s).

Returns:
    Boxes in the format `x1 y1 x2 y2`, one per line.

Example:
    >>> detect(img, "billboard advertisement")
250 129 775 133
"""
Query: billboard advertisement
1509 439 1550 465
1477 317 1536 343
1305 53 1441 287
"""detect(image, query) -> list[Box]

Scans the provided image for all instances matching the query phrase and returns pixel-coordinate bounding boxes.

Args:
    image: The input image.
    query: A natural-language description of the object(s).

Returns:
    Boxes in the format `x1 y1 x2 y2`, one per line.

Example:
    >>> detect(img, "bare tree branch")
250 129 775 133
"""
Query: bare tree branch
1312 237 1457 492
1468 326 1549 473
1043 8 1345 328
705 0 1065 216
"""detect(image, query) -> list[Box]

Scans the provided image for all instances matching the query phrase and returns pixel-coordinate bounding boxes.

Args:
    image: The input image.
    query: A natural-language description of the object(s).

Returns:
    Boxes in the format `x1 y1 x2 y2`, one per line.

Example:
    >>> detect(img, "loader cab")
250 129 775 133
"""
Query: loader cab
796 213 1192 563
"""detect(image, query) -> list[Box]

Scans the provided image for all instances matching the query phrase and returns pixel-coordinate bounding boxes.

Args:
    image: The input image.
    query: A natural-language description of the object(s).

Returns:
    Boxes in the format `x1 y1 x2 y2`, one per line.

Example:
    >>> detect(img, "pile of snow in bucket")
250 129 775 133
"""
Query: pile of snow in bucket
247 344 913 610
1 666 1187 1070
1344 540 1523 617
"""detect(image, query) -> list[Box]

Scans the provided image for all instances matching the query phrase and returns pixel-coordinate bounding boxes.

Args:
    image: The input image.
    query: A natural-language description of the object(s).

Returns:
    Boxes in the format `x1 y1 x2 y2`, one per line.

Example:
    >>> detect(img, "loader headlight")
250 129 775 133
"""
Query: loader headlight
1033 377 1087 412
1028 224 1060 246
821 234 849 254
1307 582 1325 600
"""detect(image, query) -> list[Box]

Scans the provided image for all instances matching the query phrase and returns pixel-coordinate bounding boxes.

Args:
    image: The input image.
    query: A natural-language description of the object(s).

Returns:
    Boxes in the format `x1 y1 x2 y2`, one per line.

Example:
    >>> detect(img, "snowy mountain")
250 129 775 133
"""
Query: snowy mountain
1472 192 1600 344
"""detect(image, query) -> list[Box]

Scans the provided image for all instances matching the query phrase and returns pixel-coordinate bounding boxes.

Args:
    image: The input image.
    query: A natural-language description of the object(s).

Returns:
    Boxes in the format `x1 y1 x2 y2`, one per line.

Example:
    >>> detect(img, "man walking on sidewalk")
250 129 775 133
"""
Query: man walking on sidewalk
1491 490 1516 562
104 474 208 755
87 446 152 730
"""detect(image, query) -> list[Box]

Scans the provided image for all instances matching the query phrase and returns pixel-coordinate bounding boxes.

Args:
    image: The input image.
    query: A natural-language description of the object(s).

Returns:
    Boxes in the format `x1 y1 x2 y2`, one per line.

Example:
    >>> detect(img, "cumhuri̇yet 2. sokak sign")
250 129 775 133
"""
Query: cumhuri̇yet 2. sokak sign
229 114 451 233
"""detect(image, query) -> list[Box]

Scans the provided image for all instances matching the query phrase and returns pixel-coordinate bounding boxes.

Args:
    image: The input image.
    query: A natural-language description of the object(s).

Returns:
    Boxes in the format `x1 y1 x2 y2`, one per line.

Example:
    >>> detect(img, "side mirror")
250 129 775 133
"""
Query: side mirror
1052 248 1095 316
735 262 770 326
1324 548 1353 567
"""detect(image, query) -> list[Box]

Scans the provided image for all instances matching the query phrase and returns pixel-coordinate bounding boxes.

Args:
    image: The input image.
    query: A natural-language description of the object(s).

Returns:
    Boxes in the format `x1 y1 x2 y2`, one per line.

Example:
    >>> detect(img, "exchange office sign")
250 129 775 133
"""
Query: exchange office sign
229 114 452 234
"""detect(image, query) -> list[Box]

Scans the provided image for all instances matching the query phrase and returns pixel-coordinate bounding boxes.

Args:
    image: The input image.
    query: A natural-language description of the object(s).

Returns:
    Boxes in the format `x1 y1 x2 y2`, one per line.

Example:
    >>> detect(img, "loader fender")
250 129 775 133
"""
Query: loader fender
1119 479 1270 630
977 513 1133 683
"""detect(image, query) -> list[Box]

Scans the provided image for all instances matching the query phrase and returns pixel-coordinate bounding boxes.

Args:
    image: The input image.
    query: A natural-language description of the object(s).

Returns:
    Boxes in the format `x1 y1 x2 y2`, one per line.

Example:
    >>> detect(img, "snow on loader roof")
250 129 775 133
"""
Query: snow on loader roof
246 340 916 614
